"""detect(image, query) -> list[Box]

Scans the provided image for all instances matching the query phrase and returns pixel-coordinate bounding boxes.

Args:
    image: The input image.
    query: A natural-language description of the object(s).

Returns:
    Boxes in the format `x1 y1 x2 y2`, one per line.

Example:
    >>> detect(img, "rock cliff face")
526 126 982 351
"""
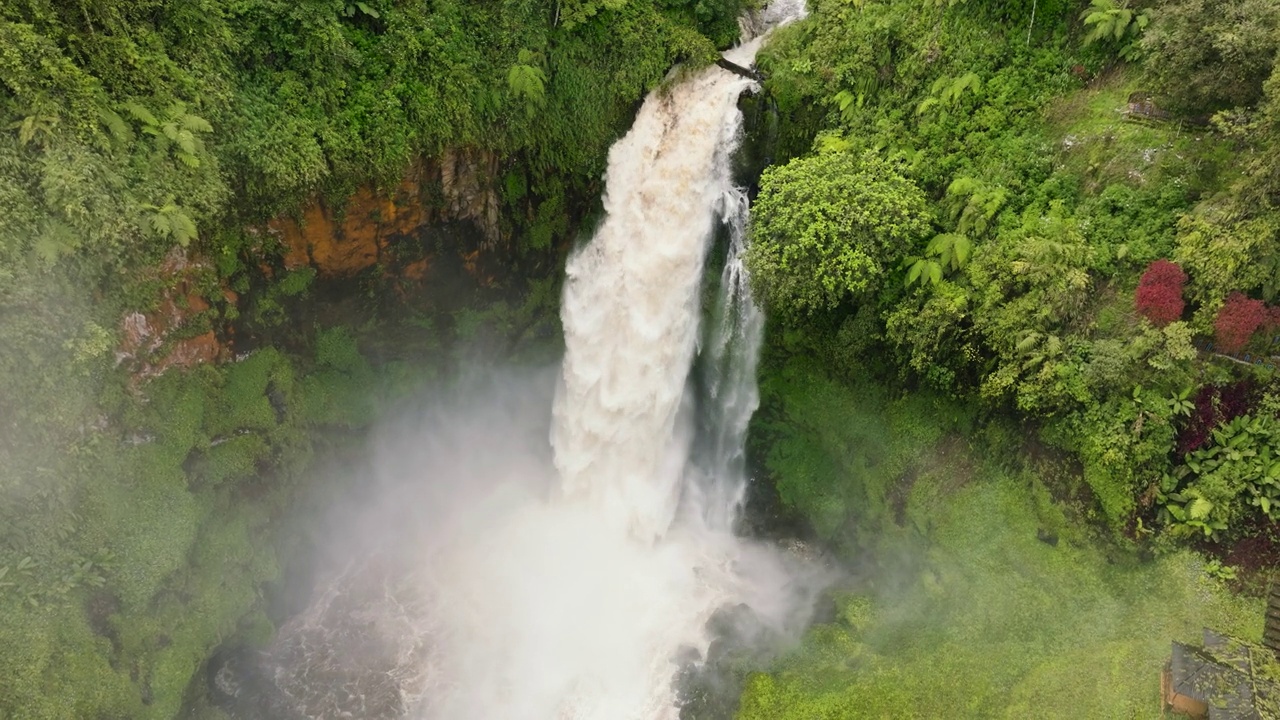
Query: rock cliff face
115 247 231 382
117 148 507 378
270 149 502 278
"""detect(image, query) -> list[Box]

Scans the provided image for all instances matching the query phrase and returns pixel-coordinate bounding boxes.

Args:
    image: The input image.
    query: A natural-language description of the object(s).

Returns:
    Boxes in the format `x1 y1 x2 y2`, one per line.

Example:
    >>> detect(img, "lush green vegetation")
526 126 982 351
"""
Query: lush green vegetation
742 480 1260 718
0 327 393 719
734 0 1280 715
736 353 1264 718
0 0 745 716
5 0 1280 716
748 0 1280 547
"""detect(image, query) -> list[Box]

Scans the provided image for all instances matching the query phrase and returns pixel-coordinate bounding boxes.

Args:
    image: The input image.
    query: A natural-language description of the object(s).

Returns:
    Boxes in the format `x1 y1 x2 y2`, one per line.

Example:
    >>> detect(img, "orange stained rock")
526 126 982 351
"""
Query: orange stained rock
151 332 222 377
272 177 429 276
402 258 431 281
116 249 231 383
183 291 211 315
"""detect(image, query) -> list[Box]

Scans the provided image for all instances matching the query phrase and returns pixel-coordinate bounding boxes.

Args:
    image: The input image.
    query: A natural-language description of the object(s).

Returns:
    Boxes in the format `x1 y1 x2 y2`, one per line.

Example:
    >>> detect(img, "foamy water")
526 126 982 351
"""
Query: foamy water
411 10 807 718
260 6 813 718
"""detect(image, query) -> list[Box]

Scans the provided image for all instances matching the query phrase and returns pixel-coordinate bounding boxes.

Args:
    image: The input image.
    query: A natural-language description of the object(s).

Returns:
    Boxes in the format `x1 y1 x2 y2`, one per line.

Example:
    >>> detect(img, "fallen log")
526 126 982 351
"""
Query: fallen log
716 58 764 82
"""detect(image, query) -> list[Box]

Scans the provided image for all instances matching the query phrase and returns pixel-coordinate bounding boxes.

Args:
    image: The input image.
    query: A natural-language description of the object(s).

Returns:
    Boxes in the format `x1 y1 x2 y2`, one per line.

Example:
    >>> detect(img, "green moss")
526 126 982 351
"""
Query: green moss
297 371 377 428
0 601 140 720
237 608 276 649
79 448 202 613
296 332 379 427
191 434 271 488
0 327 341 718
739 473 1262 719
207 349 293 438
276 267 317 297
315 326 368 375
755 354 968 548
111 507 280 719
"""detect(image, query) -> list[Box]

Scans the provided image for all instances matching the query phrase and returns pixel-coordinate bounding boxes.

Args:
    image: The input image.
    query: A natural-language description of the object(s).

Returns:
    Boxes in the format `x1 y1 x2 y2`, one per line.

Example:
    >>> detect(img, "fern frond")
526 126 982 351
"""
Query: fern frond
97 108 133 147
124 101 158 127
181 114 212 133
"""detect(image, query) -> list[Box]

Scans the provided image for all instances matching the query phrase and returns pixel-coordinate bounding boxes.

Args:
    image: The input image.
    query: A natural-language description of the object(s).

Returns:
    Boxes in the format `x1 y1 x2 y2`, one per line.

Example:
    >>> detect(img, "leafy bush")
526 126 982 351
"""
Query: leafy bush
747 151 931 316
1159 414 1280 539
1213 292 1270 354
1141 0 1280 116
1080 0 1150 62
1174 212 1280 309
1177 382 1256 455
1051 390 1175 531
1134 259 1186 327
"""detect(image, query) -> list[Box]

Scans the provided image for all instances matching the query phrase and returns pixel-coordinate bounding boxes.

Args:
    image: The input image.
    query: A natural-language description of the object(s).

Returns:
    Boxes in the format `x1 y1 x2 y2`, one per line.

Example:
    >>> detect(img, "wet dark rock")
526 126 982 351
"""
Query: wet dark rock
209 559 429 720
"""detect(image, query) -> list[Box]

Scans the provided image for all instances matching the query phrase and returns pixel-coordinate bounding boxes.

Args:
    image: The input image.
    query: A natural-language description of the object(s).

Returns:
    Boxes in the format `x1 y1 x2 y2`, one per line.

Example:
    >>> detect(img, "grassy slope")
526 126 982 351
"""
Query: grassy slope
742 357 1262 719
1045 69 1235 199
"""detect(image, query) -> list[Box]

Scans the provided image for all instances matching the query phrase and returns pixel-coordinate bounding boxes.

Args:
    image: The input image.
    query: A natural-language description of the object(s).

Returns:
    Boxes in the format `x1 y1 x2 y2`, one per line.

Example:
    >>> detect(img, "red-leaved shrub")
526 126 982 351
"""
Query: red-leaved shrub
1177 382 1257 455
1135 259 1186 327
1214 292 1269 354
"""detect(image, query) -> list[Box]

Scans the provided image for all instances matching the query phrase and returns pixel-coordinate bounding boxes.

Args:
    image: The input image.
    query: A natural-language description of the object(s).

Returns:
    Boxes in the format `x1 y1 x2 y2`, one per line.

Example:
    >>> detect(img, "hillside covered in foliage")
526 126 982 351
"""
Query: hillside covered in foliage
0 0 743 717
732 0 1280 715
749 0 1280 555
4 0 1280 717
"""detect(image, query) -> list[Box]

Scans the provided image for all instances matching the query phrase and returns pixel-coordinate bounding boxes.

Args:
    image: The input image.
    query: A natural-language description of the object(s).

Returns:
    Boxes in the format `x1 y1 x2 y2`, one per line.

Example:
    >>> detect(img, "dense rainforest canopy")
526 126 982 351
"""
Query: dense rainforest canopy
2 0 1280 717
747 0 1280 547
0 0 741 716
734 0 1280 714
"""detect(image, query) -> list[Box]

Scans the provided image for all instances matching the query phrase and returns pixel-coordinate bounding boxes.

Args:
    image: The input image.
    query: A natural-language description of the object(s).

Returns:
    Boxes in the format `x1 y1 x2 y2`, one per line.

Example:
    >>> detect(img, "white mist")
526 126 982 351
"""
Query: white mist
414 11 808 719
264 6 815 718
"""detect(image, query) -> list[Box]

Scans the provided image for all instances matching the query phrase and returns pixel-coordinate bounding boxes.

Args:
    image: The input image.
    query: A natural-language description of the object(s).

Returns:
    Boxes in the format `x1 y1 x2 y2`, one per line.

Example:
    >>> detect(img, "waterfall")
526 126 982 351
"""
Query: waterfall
409 12 810 718
552 45 759 543
250 6 812 719
683 183 765 534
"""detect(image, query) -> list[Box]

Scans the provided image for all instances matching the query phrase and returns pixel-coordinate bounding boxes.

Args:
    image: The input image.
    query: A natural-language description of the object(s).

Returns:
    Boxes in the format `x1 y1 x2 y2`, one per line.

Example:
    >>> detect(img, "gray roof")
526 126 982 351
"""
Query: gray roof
1169 630 1280 720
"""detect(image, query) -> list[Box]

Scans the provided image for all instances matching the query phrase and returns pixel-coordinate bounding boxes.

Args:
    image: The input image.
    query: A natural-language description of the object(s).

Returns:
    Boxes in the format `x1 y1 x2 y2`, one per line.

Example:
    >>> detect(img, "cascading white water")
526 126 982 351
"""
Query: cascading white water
257 7 812 719
683 172 765 534
410 12 809 719
551 45 761 543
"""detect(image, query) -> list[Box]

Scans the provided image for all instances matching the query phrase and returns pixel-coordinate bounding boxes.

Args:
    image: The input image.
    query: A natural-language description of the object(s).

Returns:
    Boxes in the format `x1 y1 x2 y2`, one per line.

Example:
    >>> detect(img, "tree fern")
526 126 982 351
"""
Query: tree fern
904 233 972 288
124 101 212 167
944 177 1006 236
925 233 972 272
96 108 133 149
833 73 883 121
904 256 944 288
1080 0 1149 60
916 72 982 115
9 112 59 148
32 219 78 265
342 2 379 18
141 199 198 246
507 49 547 117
